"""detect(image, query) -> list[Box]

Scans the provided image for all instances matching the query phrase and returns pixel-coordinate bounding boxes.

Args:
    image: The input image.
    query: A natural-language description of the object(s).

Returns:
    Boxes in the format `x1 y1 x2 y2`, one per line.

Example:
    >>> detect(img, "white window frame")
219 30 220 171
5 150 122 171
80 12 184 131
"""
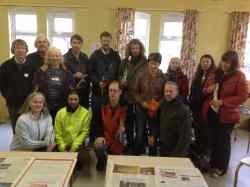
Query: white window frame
243 21 250 80
9 8 37 54
159 12 184 72
47 10 75 51
134 11 151 55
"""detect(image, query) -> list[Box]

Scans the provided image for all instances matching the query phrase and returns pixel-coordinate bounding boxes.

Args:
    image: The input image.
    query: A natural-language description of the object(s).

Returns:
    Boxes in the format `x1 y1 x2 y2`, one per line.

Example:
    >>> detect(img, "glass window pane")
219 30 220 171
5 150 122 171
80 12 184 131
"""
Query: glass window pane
159 40 182 72
15 34 36 53
54 18 73 33
15 14 37 33
52 36 70 54
134 18 148 37
163 22 183 37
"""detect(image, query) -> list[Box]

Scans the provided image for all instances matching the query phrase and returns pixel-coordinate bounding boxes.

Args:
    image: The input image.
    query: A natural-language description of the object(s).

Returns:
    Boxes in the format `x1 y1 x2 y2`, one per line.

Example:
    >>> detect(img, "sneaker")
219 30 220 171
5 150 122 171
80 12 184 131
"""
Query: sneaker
210 168 225 178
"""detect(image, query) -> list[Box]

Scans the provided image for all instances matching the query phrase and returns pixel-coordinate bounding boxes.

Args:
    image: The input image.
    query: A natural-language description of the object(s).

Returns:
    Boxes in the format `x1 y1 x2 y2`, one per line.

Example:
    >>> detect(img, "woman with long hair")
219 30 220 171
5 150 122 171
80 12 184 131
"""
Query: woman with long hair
11 92 55 151
204 51 248 177
33 47 75 120
190 54 216 167
166 57 189 103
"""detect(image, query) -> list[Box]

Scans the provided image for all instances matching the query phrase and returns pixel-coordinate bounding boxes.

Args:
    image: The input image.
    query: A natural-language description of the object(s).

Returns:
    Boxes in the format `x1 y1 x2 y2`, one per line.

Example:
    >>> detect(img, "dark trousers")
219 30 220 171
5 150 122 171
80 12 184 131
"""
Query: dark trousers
193 114 210 156
134 105 158 155
125 104 135 153
8 106 21 134
208 108 234 173
95 145 107 165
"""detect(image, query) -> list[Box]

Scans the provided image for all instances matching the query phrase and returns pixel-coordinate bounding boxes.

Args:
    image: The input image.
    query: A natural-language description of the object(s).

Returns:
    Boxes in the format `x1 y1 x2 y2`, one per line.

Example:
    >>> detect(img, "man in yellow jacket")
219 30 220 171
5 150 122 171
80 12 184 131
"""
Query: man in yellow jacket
55 90 92 171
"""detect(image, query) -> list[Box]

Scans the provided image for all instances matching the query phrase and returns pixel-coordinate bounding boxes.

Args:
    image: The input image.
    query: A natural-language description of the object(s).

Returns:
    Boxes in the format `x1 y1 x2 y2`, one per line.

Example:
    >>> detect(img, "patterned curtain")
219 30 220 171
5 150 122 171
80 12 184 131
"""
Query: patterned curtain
180 10 198 87
229 12 250 67
114 8 135 59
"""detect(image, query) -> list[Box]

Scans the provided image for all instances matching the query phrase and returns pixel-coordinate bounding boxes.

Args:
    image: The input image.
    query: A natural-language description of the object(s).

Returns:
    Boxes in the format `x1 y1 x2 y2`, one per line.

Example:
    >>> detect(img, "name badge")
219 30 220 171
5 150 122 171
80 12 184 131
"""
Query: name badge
24 73 29 78
51 77 60 81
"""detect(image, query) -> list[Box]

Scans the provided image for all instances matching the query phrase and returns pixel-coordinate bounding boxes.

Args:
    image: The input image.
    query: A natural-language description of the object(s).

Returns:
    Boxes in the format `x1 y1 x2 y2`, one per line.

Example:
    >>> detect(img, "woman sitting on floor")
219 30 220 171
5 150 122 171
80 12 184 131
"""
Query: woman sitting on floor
10 92 55 151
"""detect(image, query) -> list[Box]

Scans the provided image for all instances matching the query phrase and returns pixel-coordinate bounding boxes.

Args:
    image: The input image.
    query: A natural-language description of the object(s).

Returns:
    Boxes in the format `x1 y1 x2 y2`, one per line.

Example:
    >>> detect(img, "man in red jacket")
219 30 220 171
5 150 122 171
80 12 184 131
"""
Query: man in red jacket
91 81 127 171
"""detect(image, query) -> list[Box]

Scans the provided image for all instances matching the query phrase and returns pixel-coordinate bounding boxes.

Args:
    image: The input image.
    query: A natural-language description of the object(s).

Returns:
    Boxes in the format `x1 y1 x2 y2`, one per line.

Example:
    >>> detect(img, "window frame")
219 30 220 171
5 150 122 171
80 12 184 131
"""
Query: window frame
134 11 151 55
9 8 38 53
47 10 75 52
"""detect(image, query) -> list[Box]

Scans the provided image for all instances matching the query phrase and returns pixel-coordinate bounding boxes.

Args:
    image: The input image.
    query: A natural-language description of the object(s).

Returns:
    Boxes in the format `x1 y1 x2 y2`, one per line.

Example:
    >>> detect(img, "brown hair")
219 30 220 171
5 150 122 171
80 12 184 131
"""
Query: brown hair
220 50 239 71
125 39 145 59
100 31 112 39
70 34 83 43
11 39 28 54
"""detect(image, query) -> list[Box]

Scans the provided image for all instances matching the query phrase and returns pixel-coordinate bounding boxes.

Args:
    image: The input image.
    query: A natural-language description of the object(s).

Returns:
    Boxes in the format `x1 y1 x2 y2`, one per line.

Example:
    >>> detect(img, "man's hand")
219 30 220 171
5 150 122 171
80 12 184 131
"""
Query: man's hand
40 64 48 72
47 144 56 152
94 137 106 147
74 72 83 79
211 99 223 108
148 136 155 146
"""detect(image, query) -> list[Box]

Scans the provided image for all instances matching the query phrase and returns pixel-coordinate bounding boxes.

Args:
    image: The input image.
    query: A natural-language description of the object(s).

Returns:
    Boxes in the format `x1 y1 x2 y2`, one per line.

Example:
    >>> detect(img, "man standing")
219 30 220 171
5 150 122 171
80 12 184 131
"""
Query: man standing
64 34 89 108
89 31 121 98
55 91 92 171
27 34 49 71
91 81 127 171
0 39 34 133
118 39 147 153
134 53 166 155
159 81 192 157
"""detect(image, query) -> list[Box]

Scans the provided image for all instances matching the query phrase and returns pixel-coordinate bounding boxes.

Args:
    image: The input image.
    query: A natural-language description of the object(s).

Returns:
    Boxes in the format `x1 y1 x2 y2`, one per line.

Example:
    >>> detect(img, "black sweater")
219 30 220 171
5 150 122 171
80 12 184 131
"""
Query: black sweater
159 99 192 157
0 57 34 108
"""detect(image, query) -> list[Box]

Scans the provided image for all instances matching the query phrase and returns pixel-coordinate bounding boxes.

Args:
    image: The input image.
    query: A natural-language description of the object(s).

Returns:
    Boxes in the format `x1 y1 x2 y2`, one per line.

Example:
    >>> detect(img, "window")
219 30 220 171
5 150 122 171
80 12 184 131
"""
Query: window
9 9 37 53
159 13 184 72
47 11 74 54
134 12 151 55
244 22 250 80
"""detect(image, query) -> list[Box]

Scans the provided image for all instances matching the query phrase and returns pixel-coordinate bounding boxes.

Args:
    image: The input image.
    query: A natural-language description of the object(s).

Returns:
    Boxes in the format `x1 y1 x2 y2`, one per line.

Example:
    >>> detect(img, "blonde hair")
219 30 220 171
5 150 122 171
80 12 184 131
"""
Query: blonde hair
19 92 49 116
170 57 181 64
44 47 66 70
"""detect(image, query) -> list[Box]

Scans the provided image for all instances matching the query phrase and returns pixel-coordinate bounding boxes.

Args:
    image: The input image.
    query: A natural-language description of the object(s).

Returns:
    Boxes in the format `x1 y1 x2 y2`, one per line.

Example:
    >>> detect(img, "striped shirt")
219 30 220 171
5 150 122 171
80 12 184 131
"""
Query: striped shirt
10 112 55 150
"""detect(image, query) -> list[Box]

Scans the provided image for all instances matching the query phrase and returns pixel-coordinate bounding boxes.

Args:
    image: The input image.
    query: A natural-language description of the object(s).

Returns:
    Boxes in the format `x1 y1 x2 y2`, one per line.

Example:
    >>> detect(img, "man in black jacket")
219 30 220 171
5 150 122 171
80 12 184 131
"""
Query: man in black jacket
89 31 121 98
64 34 89 108
0 39 34 133
158 81 192 157
27 34 49 71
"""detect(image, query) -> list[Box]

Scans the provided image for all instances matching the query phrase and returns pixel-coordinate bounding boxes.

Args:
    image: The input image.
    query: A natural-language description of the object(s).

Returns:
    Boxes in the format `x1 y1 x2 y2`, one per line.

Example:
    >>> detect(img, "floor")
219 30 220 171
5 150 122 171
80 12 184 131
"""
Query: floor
0 123 250 187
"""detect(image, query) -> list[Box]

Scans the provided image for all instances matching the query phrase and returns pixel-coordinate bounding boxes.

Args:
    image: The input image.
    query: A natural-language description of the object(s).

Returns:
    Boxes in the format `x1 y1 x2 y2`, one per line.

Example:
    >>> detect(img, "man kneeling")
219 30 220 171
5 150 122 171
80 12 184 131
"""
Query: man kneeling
91 81 127 171
158 81 192 157
55 90 92 171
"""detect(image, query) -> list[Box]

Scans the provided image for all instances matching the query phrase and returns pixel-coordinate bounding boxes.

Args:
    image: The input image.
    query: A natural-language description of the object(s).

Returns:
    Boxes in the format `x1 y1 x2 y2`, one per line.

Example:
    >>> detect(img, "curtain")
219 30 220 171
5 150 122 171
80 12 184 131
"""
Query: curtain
180 10 198 87
114 8 135 59
229 12 250 67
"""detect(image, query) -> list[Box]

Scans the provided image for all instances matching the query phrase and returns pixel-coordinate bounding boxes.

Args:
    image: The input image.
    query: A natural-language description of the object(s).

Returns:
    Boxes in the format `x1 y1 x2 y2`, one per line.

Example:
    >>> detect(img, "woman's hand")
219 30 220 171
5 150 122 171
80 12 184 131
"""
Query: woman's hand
211 99 223 108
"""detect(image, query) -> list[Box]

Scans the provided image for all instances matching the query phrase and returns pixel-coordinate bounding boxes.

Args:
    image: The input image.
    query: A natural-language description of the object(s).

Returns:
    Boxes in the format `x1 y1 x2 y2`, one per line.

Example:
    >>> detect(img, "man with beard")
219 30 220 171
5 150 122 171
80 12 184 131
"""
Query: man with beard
89 31 121 98
158 81 192 157
27 34 49 71
118 39 147 154
64 34 89 108
55 91 92 171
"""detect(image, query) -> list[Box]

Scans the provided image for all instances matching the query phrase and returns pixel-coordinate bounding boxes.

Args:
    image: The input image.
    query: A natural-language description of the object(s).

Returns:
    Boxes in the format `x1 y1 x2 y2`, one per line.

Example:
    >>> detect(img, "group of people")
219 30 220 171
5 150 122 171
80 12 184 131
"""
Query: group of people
0 31 248 178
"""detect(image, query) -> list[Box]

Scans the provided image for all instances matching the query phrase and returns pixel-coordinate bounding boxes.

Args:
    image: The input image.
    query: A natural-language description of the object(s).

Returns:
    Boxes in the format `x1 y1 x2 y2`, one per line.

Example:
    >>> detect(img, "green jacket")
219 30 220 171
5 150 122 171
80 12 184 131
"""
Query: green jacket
55 106 92 152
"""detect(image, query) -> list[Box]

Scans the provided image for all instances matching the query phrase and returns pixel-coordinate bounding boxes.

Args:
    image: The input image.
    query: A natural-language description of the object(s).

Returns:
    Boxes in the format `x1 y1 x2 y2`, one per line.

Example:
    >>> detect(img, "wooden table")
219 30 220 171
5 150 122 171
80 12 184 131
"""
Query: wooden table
105 155 195 186
0 151 77 187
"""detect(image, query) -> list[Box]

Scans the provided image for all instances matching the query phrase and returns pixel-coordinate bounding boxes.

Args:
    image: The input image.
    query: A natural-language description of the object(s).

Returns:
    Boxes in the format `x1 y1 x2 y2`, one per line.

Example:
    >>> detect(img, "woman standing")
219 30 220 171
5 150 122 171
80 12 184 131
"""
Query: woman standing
190 54 216 163
33 47 74 119
11 92 55 151
205 51 248 177
166 57 189 103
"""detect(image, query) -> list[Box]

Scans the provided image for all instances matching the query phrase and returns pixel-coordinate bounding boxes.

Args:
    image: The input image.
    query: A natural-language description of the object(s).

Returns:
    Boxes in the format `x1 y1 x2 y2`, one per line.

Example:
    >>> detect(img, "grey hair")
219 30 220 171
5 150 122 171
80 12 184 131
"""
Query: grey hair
164 81 179 94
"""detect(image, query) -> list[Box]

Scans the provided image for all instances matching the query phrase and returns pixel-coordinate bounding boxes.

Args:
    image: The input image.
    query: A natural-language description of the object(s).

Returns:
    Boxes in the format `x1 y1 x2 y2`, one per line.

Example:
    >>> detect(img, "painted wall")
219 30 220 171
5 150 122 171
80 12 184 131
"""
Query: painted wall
0 0 250 63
